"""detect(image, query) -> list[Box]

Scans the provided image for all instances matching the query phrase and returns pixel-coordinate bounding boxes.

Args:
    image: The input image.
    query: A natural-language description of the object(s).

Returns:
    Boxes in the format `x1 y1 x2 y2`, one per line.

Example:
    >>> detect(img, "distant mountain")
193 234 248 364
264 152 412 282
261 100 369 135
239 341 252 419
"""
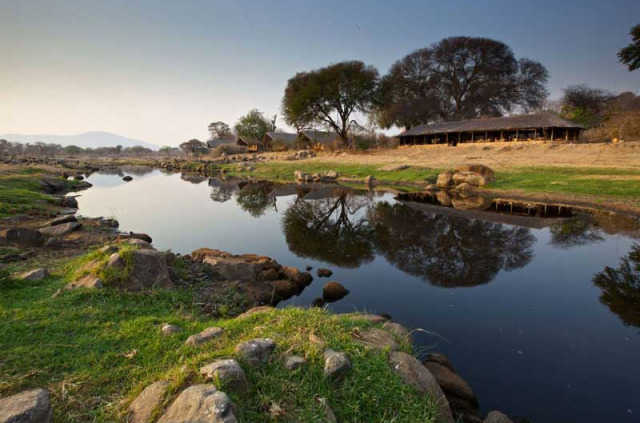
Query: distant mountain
0 131 158 150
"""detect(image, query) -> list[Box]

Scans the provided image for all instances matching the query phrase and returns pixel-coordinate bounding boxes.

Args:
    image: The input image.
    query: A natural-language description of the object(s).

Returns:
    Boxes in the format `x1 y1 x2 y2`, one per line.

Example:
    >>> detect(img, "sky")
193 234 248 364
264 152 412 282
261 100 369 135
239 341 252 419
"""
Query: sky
1 0 639 146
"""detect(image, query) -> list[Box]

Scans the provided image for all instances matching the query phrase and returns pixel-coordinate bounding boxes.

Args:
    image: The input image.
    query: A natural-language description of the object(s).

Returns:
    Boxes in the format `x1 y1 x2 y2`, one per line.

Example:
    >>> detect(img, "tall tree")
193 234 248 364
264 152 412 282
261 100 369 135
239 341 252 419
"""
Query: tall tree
282 61 379 146
618 24 640 72
179 139 207 157
208 121 233 140
559 84 613 128
234 109 272 141
376 36 549 129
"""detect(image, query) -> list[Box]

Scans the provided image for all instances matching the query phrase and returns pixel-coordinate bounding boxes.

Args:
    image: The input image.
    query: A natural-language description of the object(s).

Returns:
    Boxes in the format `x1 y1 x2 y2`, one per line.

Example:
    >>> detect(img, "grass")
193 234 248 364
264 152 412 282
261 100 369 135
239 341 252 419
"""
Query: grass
0 174 51 217
223 161 441 185
0 250 439 423
489 166 640 199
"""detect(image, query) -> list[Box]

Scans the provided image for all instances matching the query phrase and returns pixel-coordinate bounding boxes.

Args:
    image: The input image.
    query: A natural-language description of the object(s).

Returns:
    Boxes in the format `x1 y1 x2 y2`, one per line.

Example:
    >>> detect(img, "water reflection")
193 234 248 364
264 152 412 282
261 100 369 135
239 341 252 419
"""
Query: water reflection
593 243 640 328
282 189 375 268
369 202 535 287
236 181 277 217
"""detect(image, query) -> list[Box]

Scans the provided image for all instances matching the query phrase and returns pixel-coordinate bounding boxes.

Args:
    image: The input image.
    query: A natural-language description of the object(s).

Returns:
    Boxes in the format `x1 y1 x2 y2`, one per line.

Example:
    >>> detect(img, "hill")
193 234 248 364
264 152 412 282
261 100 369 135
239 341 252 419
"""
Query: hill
0 131 158 150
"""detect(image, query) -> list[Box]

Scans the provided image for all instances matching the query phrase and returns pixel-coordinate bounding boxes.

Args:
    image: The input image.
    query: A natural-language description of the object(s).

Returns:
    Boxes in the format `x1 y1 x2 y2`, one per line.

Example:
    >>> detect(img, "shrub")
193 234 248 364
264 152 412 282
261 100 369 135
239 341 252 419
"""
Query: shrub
210 144 248 157
355 137 371 151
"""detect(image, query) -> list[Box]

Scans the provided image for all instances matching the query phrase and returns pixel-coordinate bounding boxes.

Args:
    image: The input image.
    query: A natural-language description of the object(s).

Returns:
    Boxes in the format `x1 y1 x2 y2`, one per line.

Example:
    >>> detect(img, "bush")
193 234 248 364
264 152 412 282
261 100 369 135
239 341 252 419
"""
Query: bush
209 144 248 157
355 137 371 151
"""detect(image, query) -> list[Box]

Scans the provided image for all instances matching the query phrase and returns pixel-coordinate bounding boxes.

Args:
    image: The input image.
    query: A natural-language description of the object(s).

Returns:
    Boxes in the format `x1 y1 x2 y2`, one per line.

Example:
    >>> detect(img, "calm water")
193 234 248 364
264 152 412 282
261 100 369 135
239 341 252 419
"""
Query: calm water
76 169 640 423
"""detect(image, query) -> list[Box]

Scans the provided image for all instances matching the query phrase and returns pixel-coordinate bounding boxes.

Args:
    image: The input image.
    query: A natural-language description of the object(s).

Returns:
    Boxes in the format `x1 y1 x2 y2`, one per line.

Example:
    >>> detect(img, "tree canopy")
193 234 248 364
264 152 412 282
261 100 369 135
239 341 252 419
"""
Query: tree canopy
207 121 233 140
376 36 549 129
234 109 275 141
618 23 640 72
559 84 613 128
282 61 379 145
179 139 207 156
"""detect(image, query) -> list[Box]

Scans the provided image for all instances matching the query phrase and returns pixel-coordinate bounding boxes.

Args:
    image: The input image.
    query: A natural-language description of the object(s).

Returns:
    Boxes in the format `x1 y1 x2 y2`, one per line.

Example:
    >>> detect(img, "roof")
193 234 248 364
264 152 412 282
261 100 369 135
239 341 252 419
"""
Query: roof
207 139 235 148
236 136 262 146
264 132 298 144
397 114 583 137
300 130 337 144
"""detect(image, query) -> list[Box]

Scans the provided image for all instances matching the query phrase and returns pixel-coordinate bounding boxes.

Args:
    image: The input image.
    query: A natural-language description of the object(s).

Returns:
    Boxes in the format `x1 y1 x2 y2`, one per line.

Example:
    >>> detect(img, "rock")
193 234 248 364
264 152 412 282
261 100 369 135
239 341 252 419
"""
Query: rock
119 249 175 291
19 268 49 281
61 196 78 208
0 388 53 423
204 257 263 282
73 175 84 180
200 359 248 391
258 268 280 281
484 411 513 423
47 214 77 227
311 297 325 307
123 176 133 181
352 327 399 351
98 244 119 255
364 175 377 186
157 384 237 423
315 170 338 182
66 275 103 290
452 172 486 187
5 227 44 247
185 326 223 346
380 164 410 171
454 164 495 183
161 323 182 336
455 182 474 193
119 238 154 249
107 253 125 270
280 266 303 284
436 170 454 188
322 281 349 302
388 351 454 423
424 352 454 371
235 306 274 319
39 222 82 237
127 381 169 423
324 349 350 380
267 280 299 299
305 265 313 271
317 268 333 277
424 362 477 404
234 338 276 367
284 355 306 371
436 190 453 206
294 170 311 183
118 232 152 243
315 397 337 423
382 322 411 345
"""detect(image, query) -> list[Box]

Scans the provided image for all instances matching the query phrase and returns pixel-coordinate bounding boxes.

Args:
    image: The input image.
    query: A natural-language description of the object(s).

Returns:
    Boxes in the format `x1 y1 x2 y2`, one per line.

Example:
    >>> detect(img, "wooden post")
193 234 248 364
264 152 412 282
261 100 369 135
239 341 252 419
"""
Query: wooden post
516 129 519 141
485 131 488 141
534 129 537 140
458 132 461 144
500 131 503 141
471 132 474 142
565 129 568 141
551 129 554 141
446 133 449 144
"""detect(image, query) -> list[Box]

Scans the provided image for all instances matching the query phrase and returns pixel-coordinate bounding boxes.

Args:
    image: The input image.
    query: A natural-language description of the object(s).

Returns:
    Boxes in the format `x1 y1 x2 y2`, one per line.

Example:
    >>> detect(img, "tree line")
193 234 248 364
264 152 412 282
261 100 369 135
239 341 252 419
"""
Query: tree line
0 140 176 159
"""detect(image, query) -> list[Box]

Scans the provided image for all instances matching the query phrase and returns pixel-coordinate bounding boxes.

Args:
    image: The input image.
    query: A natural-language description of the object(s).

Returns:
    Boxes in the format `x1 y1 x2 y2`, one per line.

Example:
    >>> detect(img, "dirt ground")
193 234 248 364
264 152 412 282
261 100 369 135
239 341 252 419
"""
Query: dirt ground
288 140 640 170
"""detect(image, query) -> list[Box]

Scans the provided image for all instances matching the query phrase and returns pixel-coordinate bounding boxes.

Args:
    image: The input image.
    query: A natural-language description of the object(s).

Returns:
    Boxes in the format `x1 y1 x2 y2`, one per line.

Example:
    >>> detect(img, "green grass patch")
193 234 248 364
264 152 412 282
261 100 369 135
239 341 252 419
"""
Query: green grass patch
0 251 438 423
491 166 640 198
0 174 51 217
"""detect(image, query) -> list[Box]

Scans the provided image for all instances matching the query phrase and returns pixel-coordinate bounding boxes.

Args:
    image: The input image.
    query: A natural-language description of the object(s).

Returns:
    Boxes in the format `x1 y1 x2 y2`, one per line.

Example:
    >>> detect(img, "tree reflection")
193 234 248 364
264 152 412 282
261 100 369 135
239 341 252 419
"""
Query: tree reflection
236 182 276 217
593 243 640 328
208 177 241 204
282 189 375 267
549 215 605 249
369 202 535 287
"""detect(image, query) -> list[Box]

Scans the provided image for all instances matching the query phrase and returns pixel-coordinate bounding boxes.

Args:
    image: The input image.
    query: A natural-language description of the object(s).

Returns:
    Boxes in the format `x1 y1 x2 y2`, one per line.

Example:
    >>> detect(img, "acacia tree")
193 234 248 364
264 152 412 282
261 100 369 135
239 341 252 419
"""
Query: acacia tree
377 36 549 129
208 121 233 140
559 84 613 128
282 61 379 146
179 139 207 157
234 109 273 141
619 24 640 72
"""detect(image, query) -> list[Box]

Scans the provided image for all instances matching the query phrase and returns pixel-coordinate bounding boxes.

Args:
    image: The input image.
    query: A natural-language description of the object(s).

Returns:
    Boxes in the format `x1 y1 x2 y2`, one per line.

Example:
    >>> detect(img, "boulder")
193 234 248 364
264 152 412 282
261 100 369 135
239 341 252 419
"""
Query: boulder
351 327 399 351
47 215 77 227
280 266 303 284
127 381 169 423
258 268 280 281
204 257 263 282
455 182 474 193
267 280 299 299
388 351 454 423
322 281 349 302
119 238 154 249
324 349 351 380
484 411 513 423
123 176 133 182
295 170 311 183
436 190 453 206
61 196 78 208
436 171 454 188
5 228 44 247
200 359 248 391
454 164 495 183
117 232 152 243
234 338 276 367
119 249 175 291
382 322 411 345
424 362 477 404
39 222 82 237
364 175 377 186
317 268 333 278
19 268 49 281
452 172 487 187
66 275 103 290
424 352 454 371
157 385 237 423
316 171 338 182
161 324 182 336
0 388 53 423
185 327 223 346
284 355 306 371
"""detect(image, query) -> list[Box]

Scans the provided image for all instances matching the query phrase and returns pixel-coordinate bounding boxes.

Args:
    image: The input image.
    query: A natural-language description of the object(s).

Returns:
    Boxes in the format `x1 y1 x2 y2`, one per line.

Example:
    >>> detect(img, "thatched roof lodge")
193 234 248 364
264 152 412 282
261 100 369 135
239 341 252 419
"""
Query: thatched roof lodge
263 132 298 150
299 130 338 149
236 136 264 152
397 113 583 146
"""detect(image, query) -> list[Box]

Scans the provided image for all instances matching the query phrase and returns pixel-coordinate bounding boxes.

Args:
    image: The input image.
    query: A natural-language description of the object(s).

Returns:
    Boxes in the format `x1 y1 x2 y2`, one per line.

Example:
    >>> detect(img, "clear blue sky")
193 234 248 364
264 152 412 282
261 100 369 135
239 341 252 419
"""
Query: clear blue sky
1 0 639 145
